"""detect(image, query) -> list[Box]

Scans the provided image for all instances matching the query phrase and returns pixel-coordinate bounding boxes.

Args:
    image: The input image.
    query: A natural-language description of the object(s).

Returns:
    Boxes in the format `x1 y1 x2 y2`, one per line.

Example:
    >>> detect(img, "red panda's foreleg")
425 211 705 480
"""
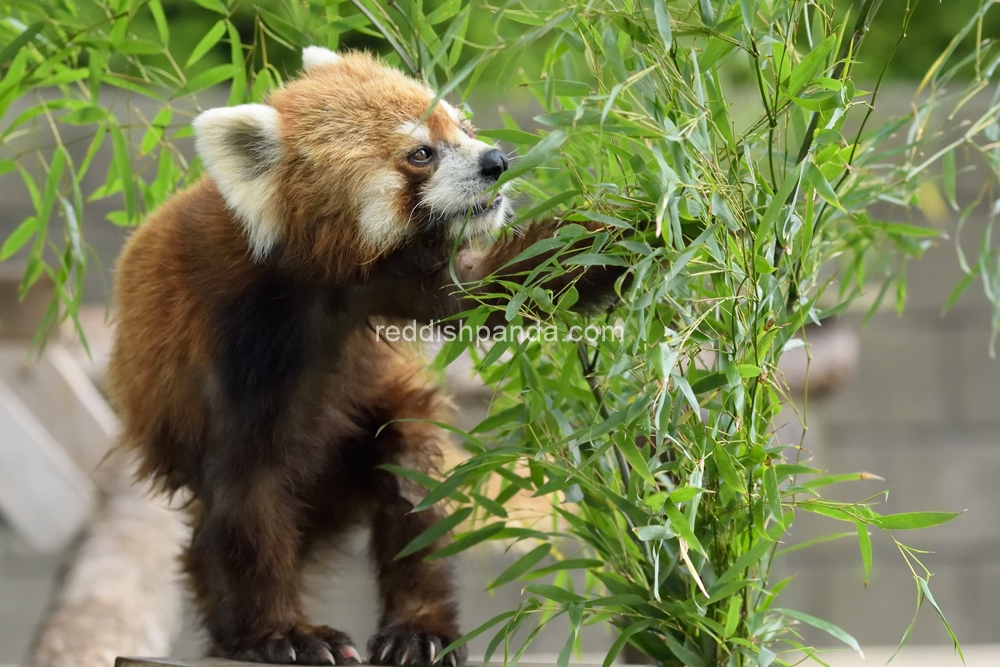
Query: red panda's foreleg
184 470 361 664
363 410 466 666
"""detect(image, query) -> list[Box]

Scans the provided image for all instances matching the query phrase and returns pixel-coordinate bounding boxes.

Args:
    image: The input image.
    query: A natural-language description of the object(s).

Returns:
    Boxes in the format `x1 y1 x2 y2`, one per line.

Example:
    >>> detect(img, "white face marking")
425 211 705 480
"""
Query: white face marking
421 124 511 240
193 104 284 260
301 46 342 72
357 170 408 254
396 120 432 146
439 100 462 124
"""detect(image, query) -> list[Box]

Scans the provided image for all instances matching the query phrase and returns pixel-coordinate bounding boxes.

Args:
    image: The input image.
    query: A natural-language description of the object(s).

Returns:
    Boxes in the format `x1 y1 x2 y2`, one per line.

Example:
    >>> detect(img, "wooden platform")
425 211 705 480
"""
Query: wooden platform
114 660 614 667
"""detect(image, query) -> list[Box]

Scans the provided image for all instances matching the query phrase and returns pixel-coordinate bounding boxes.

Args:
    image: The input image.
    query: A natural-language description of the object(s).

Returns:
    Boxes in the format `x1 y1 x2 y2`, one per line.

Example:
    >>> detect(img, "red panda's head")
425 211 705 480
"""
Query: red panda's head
192 48 511 279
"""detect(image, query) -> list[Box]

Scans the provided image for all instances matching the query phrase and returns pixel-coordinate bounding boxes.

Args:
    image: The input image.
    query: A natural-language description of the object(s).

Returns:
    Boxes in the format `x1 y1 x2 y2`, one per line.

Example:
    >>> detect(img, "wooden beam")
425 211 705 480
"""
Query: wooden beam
0 342 117 482
30 474 187 667
0 374 95 552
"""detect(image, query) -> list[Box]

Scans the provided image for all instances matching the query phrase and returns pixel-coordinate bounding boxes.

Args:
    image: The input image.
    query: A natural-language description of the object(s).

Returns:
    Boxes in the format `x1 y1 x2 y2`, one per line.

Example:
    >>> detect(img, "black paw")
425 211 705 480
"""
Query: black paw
229 626 362 665
368 628 467 666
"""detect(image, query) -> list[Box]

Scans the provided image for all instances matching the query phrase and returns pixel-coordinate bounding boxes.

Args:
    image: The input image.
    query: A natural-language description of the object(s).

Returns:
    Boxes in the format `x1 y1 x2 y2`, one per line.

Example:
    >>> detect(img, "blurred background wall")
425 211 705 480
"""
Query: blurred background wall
1 0 999 663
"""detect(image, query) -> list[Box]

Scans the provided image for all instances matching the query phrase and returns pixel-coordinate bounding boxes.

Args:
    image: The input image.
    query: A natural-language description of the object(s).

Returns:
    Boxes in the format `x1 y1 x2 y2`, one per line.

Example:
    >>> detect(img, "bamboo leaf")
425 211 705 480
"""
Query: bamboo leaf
498 129 567 184
1 216 37 260
604 620 654 667
871 511 961 531
428 521 506 559
187 20 227 68
488 544 551 589
855 520 872 586
778 608 863 657
524 583 586 604
653 0 672 50
395 507 471 560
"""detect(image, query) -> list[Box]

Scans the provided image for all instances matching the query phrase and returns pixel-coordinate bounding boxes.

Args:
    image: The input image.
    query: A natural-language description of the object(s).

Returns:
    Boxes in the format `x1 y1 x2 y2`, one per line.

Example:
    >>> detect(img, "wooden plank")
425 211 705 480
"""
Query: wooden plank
115 659 622 667
0 375 96 552
31 475 187 667
0 341 117 482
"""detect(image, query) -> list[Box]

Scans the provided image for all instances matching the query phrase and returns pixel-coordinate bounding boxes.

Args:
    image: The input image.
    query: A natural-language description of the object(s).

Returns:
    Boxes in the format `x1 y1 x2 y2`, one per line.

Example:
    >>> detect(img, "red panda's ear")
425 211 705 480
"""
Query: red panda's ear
302 46 342 73
193 104 284 259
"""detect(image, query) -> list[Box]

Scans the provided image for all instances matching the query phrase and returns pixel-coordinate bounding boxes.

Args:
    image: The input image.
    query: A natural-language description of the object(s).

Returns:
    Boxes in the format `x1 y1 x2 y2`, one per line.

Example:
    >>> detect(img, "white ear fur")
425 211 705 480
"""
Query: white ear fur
302 46 342 72
193 104 284 260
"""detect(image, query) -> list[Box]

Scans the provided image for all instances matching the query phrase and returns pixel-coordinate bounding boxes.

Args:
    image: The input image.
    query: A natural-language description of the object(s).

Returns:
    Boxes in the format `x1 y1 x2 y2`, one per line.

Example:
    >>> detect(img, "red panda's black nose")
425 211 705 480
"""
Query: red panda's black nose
480 149 509 181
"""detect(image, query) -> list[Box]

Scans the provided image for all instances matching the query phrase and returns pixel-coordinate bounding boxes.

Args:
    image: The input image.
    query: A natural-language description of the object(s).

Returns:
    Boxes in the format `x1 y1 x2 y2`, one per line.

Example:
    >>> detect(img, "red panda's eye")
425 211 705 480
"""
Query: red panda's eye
409 147 434 165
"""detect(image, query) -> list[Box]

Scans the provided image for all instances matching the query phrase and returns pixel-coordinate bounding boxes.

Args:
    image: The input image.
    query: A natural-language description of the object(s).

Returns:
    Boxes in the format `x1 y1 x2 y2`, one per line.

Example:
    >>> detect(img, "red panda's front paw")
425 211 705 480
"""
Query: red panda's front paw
368 628 467 666
229 625 361 665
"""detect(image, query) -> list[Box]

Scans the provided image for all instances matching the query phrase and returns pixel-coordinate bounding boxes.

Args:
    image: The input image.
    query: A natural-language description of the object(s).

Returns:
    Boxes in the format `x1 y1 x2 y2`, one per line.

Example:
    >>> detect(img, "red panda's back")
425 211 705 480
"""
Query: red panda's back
107 178 247 489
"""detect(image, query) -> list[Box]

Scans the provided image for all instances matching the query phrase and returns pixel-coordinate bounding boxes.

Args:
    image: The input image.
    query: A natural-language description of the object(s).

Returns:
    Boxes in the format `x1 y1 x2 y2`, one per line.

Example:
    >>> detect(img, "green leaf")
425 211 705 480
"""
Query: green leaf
476 128 541 146
777 608 863 657
775 531 854 557
428 521 506 559
439 610 518 659
855 520 872 586
564 253 629 267
117 39 162 55
723 595 741 637
40 148 67 227
498 129 567 184
149 0 170 45
755 164 803 254
0 21 44 66
176 65 233 97
523 583 586 604
395 507 471 560
227 21 247 105
698 0 715 27
763 464 782 519
870 511 961 531
653 0 672 50
110 123 136 224
807 162 844 211
523 79 592 97
425 0 461 25
191 0 228 14
187 20 227 68
62 106 108 125
918 578 963 658
604 620 654 667
518 190 579 221
664 502 706 556
713 443 745 496
488 544 551 589
522 558 604 579
785 34 836 98
740 0 756 33
798 471 882 489
504 289 527 321
753 255 774 274
378 463 439 491
1 216 37 260
636 524 676 541
716 519 787 587
670 486 703 503
616 436 655 486
871 220 943 238
691 371 727 394
943 149 957 210
665 634 708 667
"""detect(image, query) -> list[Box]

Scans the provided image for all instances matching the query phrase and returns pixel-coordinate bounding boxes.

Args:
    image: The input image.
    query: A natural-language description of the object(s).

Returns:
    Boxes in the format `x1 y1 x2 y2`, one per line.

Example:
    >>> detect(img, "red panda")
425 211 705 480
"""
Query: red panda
106 47 623 665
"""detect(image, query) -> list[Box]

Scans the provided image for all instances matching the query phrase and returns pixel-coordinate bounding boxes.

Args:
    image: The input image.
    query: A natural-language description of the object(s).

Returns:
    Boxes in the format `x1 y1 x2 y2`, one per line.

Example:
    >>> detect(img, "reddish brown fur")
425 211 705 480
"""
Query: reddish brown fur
106 51 624 665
